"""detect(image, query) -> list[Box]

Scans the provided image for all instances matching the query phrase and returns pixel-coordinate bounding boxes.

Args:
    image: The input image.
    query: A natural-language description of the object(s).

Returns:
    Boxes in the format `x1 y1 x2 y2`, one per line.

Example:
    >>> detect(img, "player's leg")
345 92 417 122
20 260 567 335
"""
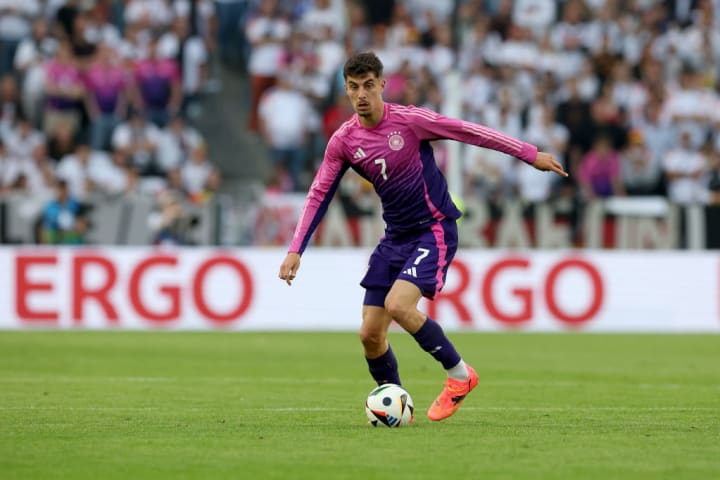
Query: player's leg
359 240 405 386
385 279 466 374
386 280 478 420
359 302 401 386
387 220 478 420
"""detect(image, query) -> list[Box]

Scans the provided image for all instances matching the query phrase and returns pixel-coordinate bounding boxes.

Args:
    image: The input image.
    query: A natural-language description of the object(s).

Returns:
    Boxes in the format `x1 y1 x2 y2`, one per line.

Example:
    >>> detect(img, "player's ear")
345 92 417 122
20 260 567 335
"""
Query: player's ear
379 78 387 92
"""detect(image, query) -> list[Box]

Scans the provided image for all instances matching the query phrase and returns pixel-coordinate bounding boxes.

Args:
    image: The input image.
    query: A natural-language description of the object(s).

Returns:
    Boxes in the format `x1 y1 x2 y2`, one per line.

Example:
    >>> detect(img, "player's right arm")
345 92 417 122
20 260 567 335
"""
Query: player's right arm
279 134 349 286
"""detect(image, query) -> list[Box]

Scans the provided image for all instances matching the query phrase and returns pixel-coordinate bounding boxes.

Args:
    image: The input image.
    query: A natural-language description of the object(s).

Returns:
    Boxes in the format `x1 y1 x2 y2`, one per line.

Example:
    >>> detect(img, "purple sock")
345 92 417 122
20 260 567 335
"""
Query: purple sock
412 318 462 369
365 345 401 386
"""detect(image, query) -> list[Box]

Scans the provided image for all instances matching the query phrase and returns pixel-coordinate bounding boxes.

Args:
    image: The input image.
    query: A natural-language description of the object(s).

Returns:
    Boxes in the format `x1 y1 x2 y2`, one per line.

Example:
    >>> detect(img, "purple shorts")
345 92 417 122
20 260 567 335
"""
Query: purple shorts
361 219 458 307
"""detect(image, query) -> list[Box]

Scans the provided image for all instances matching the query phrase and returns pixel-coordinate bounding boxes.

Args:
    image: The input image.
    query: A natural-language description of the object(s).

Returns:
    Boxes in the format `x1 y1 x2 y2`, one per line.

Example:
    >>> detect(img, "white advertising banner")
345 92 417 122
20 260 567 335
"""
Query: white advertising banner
0 247 717 332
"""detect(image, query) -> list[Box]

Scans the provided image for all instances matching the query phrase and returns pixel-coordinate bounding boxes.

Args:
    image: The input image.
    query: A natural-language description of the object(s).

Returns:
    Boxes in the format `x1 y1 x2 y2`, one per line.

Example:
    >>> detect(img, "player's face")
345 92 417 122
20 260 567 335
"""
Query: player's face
345 73 386 124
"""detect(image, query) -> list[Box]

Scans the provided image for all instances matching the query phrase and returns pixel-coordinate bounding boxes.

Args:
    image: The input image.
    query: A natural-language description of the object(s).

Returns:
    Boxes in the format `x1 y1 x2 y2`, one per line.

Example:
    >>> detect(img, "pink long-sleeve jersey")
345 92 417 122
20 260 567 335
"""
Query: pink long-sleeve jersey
288 103 538 254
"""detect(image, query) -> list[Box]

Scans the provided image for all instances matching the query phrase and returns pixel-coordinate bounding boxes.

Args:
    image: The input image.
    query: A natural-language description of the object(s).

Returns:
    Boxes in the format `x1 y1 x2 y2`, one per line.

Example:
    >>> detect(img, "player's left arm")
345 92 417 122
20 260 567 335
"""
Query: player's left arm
404 106 567 177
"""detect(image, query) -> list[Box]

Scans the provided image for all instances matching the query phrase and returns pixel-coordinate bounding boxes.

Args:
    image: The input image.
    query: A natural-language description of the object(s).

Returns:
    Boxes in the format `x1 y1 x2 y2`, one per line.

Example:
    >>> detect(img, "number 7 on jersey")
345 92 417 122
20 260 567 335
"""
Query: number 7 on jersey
374 158 388 180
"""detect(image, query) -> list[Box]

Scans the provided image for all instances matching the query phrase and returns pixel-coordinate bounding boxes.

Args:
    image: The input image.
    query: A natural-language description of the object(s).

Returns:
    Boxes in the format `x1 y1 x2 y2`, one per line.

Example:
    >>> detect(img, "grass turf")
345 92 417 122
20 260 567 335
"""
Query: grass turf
0 332 718 480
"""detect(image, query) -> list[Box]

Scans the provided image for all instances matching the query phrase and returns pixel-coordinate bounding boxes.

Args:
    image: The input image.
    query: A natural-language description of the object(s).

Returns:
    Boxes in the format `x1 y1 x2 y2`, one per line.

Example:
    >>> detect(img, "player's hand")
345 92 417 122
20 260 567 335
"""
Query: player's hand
533 151 568 177
279 253 301 286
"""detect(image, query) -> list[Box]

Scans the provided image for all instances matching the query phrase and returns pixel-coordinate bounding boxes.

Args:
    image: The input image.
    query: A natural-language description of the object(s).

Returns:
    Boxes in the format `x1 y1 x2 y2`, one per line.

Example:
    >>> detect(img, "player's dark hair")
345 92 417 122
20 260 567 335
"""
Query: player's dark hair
343 52 384 80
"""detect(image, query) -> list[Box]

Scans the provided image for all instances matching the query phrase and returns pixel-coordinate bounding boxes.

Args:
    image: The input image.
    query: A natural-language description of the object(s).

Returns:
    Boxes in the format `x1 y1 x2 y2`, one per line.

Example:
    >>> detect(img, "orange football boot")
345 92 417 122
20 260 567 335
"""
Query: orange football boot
427 365 479 421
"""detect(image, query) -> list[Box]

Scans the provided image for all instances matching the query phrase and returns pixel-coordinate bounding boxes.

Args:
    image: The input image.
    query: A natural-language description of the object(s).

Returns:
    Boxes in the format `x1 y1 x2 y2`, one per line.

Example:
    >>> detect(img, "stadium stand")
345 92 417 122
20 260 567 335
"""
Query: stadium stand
0 0 719 247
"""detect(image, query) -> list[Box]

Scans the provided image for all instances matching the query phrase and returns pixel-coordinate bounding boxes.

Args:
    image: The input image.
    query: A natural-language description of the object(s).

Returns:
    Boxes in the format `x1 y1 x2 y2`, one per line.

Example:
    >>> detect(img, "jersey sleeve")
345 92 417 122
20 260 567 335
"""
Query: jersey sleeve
288 134 349 254
403 105 538 164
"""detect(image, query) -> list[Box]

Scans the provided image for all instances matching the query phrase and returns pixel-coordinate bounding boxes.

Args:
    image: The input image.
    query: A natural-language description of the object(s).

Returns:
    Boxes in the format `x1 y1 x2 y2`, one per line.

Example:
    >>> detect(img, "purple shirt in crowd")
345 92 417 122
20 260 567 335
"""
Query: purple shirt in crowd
45 60 84 110
579 151 621 197
133 58 180 109
84 64 128 114
289 103 538 254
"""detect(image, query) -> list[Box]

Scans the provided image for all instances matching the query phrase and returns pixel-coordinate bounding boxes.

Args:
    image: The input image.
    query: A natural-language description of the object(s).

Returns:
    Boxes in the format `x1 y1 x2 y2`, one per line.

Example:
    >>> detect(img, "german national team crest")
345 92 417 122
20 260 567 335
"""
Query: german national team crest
387 131 404 151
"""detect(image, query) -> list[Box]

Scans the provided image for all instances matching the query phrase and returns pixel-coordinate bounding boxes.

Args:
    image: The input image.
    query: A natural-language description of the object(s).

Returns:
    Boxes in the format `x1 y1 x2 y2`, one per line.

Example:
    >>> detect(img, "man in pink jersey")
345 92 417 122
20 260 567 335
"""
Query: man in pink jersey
278 52 567 421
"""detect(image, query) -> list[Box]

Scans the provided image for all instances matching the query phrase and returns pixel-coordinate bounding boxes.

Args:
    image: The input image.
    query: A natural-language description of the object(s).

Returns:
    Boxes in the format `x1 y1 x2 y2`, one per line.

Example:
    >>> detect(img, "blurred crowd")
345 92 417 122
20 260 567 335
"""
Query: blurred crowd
2 0 720 246
245 0 720 210
0 0 221 244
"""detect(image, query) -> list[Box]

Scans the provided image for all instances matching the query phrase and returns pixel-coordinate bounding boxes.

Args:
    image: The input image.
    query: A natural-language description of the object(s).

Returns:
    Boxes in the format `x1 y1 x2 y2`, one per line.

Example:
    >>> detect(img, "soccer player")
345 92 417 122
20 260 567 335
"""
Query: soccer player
278 52 567 421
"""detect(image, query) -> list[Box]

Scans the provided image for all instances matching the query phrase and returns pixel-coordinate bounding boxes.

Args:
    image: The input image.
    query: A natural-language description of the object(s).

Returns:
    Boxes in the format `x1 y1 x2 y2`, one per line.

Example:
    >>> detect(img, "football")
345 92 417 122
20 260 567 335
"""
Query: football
365 383 415 427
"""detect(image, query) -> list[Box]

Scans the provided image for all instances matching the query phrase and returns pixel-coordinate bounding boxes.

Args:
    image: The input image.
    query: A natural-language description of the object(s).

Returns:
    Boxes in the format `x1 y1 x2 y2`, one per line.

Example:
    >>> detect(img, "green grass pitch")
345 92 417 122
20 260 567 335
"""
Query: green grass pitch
1 332 718 479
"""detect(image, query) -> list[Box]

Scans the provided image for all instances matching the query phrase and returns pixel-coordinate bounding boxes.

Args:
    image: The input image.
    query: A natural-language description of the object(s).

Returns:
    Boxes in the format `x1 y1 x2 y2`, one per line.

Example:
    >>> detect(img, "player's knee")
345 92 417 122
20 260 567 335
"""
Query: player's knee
359 327 385 350
384 297 411 323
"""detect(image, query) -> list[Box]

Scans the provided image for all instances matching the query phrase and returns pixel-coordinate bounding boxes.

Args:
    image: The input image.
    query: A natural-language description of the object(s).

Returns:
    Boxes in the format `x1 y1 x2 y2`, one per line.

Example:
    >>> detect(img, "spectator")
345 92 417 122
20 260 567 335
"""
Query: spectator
180 142 220 203
83 2 122 51
47 121 78 163
258 73 315 191
84 44 130 150
512 0 556 40
590 81 628 148
172 0 217 49
0 74 22 137
132 36 182 127
661 65 717 150
43 42 85 137
111 109 162 176
635 100 675 189
40 179 89 244
551 0 589 53
13 17 56 128
578 134 625 200
148 189 199 245
0 0 40 74
55 143 117 200
124 0 173 32
2 142 55 198
662 130 708 205
299 0 346 41
67 9 98 62
519 106 569 202
156 113 204 173
245 0 291 132
158 17 209 118
621 129 663 196
556 77 595 175
103 149 141 198
345 0 372 53
2 113 44 161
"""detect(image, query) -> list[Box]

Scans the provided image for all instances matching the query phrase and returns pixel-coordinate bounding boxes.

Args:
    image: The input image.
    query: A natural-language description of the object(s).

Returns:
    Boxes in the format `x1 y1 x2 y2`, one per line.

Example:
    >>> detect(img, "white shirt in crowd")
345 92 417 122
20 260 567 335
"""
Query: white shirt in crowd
245 16 290 76
173 0 215 37
663 147 708 205
299 0 346 41
513 0 557 38
258 86 314 149
55 149 118 199
158 33 208 93
156 124 204 172
111 120 162 168
124 0 173 28
181 158 214 196
0 0 39 40
2 124 44 160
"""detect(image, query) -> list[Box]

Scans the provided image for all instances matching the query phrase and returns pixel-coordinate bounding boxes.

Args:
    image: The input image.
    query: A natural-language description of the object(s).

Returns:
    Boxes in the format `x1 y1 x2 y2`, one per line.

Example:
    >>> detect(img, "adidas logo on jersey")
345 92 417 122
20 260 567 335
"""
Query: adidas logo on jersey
402 267 418 278
353 148 366 159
